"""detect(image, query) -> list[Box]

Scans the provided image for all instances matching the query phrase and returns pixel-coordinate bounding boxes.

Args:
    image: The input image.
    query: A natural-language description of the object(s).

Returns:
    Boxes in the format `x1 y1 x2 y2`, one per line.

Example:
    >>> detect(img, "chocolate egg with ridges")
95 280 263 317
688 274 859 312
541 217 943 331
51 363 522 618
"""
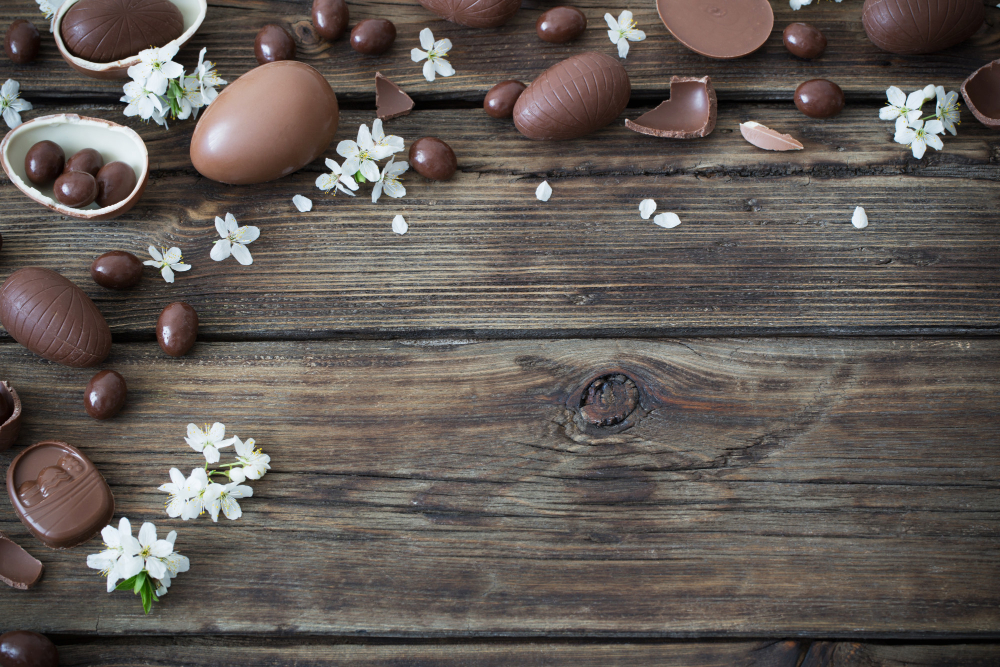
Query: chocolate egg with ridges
190 61 339 185
862 0 984 55
514 51 630 141
0 267 112 367
418 0 520 28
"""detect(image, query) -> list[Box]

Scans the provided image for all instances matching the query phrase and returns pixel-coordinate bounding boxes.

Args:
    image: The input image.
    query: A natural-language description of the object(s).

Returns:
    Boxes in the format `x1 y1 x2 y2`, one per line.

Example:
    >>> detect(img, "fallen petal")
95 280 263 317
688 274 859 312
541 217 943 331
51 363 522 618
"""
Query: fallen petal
653 212 682 229
292 195 313 212
392 215 408 235
852 206 868 229
535 180 552 202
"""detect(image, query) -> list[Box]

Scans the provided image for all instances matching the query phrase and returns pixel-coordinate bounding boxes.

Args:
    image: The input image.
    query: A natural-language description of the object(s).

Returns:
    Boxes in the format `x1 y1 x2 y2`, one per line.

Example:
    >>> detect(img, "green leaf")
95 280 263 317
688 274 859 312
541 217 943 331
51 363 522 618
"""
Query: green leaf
115 575 139 591
133 571 146 594
142 589 152 615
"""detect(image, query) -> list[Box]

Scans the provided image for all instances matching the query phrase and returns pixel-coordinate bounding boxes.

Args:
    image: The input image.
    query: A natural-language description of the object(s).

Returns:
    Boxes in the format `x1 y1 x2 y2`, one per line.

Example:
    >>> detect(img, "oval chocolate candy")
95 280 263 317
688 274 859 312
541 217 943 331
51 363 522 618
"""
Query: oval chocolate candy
91 250 143 289
409 137 457 181
84 370 127 420
350 19 396 55
418 0 521 28
157 301 198 357
255 24 296 64
484 80 526 118
794 79 845 118
5 19 41 65
313 0 349 40
0 630 58 666
783 22 826 60
862 0 984 55
536 6 587 43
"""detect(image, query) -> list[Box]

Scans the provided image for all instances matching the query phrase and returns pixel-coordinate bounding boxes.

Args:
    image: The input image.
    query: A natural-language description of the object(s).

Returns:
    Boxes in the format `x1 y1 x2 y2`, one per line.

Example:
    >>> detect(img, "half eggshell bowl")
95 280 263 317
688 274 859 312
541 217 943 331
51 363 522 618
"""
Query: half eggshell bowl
53 0 207 79
961 59 1000 129
1 114 149 220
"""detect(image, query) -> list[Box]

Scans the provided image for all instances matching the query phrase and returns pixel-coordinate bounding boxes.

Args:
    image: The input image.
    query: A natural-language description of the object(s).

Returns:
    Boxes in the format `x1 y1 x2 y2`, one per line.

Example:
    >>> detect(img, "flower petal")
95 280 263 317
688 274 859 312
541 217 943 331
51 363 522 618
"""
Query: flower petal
639 199 656 220
230 243 253 266
423 60 436 82
851 206 868 229
886 86 905 107
419 27 435 50
535 180 552 202
604 12 618 30
653 212 682 229
392 215 408 235
411 48 428 63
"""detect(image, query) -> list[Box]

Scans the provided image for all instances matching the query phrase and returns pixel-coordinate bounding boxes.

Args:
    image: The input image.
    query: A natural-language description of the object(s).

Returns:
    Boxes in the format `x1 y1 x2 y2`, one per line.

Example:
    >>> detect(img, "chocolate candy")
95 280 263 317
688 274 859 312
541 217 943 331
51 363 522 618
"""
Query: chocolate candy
536 6 586 43
24 141 65 186
962 59 1000 129
657 0 773 59
157 302 198 357
0 631 58 667
783 22 826 59
53 170 98 207
84 370 127 420
91 250 143 289
65 147 104 177
0 532 44 590
514 52 630 141
61 0 184 63
313 0 349 40
740 121 804 151
418 0 521 28
409 137 457 181
95 161 138 208
625 76 717 139
0 267 112 368
255 24 296 65
0 381 22 452
5 19 40 64
191 61 340 185
376 72 414 121
862 0 984 55
350 19 396 55
484 80 526 118
794 79 845 119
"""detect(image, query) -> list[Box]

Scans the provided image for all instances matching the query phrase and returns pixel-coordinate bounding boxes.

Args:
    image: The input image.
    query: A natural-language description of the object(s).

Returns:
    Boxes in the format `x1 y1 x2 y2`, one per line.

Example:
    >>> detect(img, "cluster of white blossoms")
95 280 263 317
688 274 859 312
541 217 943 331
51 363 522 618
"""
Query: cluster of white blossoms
122 46 226 129
0 79 32 130
880 85 961 159
605 10 645 59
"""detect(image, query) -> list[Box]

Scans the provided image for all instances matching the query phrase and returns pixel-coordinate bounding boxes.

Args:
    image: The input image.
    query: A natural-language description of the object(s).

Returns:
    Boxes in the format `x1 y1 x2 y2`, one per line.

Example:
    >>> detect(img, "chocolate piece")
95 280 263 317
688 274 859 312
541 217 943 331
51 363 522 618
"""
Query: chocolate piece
313 0 349 40
409 137 457 181
7 441 115 549
91 250 143 289
61 0 184 63
794 79 845 119
5 20 40 65
739 121 804 151
862 0 984 55
961 59 1000 129
64 148 104 177
84 370 127 420
157 302 198 357
350 19 396 55
536 6 586 43
625 76 717 139
657 0 773 59
514 52 630 141
375 72 414 121
255 24 296 65
53 170 98 208
0 631 58 667
484 80 526 118
418 0 521 28
190 61 340 185
0 532 44 590
24 141 65 186
95 161 138 208
0 381 22 452
783 22 826 59
0 267 112 368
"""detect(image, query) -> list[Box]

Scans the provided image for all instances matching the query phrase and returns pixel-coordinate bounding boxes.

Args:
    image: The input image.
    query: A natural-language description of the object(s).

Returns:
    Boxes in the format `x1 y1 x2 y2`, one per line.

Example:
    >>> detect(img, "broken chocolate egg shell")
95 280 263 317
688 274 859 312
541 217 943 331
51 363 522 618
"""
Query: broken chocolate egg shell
52 0 206 79
961 59 1000 129
418 0 521 28
739 121 803 151
0 532 44 590
625 76 716 139
0 381 23 452
376 72 414 121
1 114 148 220
656 0 773 59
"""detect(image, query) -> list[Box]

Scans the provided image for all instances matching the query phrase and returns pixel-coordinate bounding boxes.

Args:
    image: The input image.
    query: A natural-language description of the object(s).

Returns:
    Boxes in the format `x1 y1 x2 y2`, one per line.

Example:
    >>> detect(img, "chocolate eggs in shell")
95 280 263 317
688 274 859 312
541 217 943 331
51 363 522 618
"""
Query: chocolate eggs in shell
861 0 984 55
418 0 521 28
190 61 339 185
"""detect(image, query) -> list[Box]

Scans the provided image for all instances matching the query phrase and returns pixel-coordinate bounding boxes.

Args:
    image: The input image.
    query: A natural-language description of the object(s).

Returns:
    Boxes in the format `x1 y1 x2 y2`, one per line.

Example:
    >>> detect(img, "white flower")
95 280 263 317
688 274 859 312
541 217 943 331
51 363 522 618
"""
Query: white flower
879 86 929 125
174 75 208 121
0 80 32 129
204 481 252 522
229 437 271 483
852 206 868 229
185 422 236 464
86 517 140 592
535 180 552 202
192 48 226 106
133 522 175 580
36 0 64 30
121 79 165 122
316 158 359 196
894 117 943 159
370 118 404 157
337 124 383 182
158 467 208 520
154 530 190 596
605 11 645 59
639 199 656 220
372 156 408 203
293 195 313 212
127 45 184 96
411 28 455 82
934 86 961 136
653 212 682 228
210 213 260 266
790 0 841 8
392 214 408 235
143 246 191 283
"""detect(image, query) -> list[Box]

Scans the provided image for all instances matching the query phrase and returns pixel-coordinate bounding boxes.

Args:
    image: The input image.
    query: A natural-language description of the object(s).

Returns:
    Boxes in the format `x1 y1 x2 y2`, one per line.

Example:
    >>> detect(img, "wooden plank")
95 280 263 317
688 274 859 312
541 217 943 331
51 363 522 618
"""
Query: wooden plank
2 0 998 101
0 338 996 635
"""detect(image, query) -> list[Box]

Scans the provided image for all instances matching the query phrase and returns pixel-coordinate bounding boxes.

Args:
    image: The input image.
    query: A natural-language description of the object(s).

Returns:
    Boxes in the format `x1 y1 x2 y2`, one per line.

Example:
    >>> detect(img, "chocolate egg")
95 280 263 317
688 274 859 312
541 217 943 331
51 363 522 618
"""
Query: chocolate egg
190 61 339 185
95 161 138 207
24 140 64 186
862 0 984 55
65 147 104 176
61 0 184 63
794 79 845 119
537 6 587 43
91 250 143 289
961 59 1000 129
157 301 198 357
84 370 127 420
484 80 526 118
53 170 98 207
0 267 112 367
313 0 349 40
5 20 41 64
657 0 773 59
0 631 59 667
350 19 396 55
255 24 296 64
514 52 630 141
783 22 826 59
418 0 520 28
409 137 457 181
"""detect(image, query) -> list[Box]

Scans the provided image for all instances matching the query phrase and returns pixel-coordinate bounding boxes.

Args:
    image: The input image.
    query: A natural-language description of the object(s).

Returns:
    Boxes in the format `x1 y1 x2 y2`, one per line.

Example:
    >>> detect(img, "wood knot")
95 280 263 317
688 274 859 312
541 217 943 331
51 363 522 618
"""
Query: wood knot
579 374 639 427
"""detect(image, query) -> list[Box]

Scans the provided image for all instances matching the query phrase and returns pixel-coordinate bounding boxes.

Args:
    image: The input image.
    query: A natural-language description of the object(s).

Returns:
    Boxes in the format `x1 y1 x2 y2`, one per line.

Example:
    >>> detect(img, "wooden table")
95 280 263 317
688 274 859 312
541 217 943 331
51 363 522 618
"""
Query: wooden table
1 0 999 664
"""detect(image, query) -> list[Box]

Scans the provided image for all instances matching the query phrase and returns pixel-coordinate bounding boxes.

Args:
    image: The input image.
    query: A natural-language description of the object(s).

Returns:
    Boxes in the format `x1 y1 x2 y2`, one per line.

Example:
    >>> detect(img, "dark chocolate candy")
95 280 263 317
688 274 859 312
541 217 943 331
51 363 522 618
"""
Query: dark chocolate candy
794 79 845 119
0 532 44 590
376 72 414 121
313 0 349 40
350 19 396 55
625 76 717 139
862 0 984 55
157 301 198 357
0 267 112 368
536 6 586 43
64 148 104 177
53 170 98 207
409 137 457 181
5 20 40 65
84 370 127 420
0 631 58 667
61 0 184 63
91 250 143 289
7 441 115 549
961 59 1000 129
255 24 296 65
514 52 630 141
783 22 826 59
0 381 22 452
95 161 138 208
484 80 526 118
657 0 773 59
418 0 520 28
24 141 64 186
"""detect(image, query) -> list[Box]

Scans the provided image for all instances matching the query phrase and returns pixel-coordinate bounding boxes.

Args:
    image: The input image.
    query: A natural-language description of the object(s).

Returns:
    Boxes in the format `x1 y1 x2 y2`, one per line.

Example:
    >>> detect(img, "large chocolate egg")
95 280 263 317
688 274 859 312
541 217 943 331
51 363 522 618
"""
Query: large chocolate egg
190 61 339 185
862 0 984 55
417 0 520 28
514 52 630 141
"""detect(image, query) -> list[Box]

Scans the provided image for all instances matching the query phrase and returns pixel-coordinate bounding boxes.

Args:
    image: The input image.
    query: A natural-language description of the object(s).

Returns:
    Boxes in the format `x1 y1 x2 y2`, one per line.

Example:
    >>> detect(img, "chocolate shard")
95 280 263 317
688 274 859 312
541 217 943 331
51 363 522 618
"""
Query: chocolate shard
0 531 44 590
625 76 717 139
0 381 23 452
656 0 773 59
376 73 414 121
961 59 1000 129
862 0 984 56
739 121 804 151
61 0 184 63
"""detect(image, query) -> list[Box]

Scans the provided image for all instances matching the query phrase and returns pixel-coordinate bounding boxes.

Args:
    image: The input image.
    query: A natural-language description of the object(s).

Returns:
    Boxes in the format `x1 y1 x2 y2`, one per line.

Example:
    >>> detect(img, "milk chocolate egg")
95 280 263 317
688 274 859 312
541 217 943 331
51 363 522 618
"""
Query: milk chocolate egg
514 52 630 141
61 0 184 63
190 61 339 185
418 0 521 28
862 0 984 55
657 0 773 59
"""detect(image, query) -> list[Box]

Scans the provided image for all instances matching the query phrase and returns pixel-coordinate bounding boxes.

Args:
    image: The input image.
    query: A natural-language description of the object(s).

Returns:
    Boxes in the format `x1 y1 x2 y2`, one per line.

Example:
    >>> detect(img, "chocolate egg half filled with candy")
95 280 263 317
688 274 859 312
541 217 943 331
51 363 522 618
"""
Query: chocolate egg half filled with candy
190 61 339 185
862 0 983 55
418 0 520 28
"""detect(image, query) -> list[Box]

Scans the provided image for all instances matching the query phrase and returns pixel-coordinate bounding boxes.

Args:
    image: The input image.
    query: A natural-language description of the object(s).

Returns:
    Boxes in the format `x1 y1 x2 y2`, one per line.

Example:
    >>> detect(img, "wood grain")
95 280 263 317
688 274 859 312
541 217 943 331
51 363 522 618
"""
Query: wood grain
0 338 996 635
